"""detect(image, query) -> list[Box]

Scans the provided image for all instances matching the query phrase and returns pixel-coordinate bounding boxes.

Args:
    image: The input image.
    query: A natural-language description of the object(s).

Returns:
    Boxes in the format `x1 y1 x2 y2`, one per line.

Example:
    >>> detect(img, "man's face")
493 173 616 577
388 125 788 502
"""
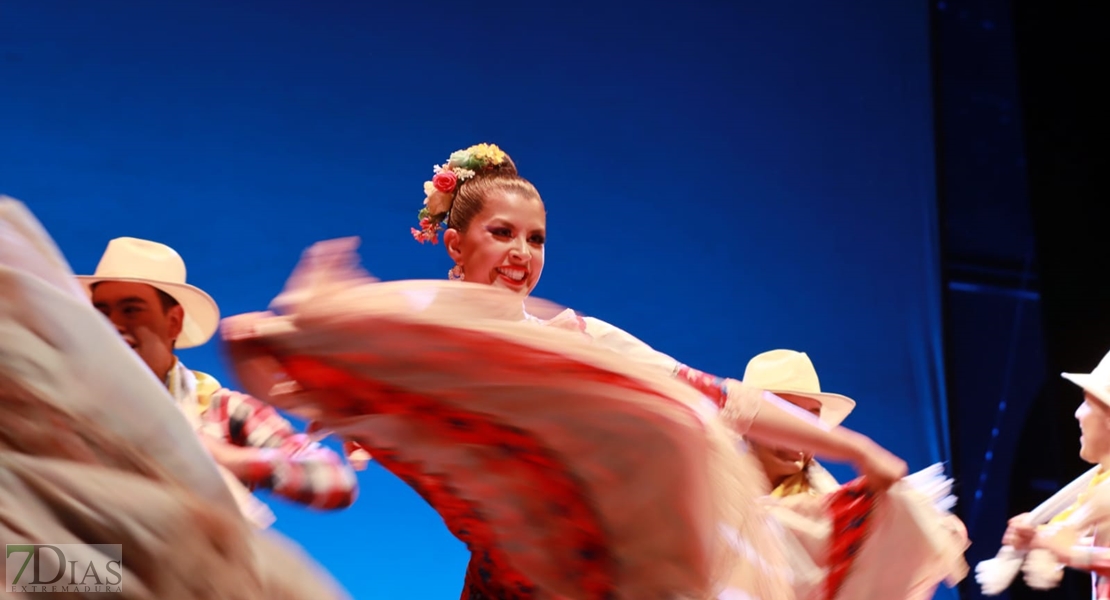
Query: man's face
91 281 182 377
750 393 823 485
1076 394 1110 464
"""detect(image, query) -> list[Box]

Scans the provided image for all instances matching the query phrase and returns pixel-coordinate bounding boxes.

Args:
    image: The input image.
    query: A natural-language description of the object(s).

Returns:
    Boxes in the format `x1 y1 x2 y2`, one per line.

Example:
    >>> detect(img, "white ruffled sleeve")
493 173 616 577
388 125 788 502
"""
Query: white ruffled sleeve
579 316 763 434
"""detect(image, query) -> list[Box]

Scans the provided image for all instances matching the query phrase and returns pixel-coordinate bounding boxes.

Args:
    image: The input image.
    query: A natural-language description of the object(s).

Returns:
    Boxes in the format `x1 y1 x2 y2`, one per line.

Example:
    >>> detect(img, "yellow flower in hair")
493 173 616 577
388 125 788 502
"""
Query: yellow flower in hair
423 181 437 198
468 143 507 166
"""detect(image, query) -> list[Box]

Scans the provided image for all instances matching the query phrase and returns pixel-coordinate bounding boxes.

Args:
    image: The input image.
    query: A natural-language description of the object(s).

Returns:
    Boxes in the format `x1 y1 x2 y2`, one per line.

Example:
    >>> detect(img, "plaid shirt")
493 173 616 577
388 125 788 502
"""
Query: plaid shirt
188 372 358 510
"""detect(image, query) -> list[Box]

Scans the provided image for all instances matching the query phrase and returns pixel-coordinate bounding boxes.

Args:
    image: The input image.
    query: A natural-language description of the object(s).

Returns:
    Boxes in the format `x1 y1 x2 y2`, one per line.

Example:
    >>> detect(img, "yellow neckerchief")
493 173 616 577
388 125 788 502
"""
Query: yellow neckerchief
192 370 220 414
772 467 815 498
1049 468 1110 526
769 459 841 498
163 358 221 416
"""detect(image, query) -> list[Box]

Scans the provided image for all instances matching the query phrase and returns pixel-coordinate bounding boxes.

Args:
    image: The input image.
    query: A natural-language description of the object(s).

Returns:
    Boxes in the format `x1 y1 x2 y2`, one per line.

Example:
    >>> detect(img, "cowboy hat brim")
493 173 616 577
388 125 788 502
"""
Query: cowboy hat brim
75 275 220 349
763 389 856 427
1062 372 1110 409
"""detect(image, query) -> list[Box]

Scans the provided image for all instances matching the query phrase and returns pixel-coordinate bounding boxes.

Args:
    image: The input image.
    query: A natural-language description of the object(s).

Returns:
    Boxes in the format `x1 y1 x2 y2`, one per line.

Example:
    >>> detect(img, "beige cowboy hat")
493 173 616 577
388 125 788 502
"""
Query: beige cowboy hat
1062 350 1110 408
743 349 856 427
76 237 219 349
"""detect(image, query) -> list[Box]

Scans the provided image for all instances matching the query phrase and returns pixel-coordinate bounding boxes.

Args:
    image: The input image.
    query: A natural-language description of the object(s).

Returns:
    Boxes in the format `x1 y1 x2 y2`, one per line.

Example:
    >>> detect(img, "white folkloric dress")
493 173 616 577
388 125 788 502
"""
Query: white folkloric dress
220 236 969 600
219 237 798 600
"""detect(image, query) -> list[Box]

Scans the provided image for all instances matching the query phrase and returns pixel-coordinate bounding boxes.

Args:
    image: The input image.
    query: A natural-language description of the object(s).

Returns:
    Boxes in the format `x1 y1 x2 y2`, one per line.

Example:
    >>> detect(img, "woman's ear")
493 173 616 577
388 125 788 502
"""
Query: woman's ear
166 304 185 346
443 228 463 263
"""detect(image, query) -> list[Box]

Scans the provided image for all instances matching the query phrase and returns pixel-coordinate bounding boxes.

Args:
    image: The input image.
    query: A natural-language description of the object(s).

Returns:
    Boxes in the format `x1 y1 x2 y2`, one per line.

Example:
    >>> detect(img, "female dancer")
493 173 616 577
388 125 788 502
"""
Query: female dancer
220 144 910 599
409 144 905 486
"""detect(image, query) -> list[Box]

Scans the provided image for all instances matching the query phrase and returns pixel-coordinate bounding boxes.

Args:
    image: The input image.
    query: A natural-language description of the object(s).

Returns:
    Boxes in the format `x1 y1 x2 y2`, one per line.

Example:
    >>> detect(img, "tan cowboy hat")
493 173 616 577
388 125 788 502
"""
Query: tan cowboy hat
743 350 856 427
1062 350 1110 408
76 237 219 349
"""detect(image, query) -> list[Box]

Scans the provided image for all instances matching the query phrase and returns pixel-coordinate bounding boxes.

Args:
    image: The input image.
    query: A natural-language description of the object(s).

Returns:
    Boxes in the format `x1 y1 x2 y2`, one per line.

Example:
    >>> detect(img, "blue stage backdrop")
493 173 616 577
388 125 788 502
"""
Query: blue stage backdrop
2 1 951 597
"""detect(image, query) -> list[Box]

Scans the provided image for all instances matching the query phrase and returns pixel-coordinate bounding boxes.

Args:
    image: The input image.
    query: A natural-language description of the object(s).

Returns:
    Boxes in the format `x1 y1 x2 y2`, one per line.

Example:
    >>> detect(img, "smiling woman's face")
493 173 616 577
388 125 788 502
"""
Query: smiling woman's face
445 189 546 296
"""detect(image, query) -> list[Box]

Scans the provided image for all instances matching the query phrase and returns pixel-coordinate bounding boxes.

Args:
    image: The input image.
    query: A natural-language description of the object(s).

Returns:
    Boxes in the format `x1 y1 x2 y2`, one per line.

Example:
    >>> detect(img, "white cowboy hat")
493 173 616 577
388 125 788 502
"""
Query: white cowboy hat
742 350 856 427
1062 350 1110 408
76 237 219 349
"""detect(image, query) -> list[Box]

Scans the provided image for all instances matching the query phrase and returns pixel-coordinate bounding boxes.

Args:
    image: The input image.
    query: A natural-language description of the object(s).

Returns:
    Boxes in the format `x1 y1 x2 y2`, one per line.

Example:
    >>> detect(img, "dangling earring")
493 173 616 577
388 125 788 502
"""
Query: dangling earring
448 263 464 281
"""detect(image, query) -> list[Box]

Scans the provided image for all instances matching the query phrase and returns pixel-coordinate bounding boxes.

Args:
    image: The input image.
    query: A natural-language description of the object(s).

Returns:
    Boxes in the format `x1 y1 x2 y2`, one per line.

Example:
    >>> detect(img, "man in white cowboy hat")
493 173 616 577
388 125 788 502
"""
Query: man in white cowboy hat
998 350 1110 597
79 236 358 512
740 349 856 496
745 349 970 600
1061 352 1110 475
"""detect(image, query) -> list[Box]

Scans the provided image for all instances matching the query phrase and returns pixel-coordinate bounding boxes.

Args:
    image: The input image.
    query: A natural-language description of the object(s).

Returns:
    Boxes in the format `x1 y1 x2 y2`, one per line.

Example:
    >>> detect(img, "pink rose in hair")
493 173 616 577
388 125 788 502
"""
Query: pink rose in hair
432 170 458 194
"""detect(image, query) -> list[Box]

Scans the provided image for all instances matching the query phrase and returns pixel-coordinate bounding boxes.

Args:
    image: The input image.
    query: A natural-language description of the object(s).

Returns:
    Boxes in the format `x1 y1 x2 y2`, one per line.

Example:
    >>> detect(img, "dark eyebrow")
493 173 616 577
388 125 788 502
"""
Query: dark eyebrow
486 220 545 233
94 297 151 308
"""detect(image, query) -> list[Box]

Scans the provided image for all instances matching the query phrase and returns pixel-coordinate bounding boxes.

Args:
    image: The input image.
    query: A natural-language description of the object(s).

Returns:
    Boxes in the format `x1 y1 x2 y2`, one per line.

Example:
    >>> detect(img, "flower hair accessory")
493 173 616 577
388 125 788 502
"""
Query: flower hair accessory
411 143 509 244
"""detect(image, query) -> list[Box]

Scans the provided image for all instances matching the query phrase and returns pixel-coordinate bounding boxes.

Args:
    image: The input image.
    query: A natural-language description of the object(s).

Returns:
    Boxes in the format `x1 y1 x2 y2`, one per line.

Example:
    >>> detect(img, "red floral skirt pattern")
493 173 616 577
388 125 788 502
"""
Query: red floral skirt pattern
278 352 622 599
824 478 876 600
221 277 771 599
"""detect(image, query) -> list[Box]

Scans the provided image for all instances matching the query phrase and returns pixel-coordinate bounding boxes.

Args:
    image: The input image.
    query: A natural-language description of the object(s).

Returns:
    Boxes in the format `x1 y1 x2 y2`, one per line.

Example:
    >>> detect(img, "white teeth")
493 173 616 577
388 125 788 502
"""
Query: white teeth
496 267 526 282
